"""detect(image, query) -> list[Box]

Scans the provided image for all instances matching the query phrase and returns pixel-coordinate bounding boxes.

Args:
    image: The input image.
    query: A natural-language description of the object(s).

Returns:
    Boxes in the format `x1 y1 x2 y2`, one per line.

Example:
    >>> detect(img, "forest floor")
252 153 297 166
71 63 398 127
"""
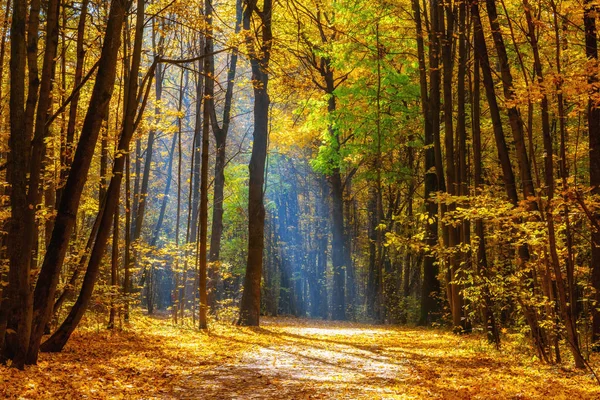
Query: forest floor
1 314 599 399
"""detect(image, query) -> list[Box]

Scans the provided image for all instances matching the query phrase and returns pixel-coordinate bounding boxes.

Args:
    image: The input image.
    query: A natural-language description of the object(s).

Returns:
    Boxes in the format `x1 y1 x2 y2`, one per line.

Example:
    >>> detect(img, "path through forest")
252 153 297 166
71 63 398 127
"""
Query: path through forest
193 319 409 399
1 315 599 399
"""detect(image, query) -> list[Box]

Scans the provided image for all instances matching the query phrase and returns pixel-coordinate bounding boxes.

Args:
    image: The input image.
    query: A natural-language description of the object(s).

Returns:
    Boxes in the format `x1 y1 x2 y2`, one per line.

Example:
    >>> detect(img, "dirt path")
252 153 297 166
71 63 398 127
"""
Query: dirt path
177 318 599 399
191 319 409 399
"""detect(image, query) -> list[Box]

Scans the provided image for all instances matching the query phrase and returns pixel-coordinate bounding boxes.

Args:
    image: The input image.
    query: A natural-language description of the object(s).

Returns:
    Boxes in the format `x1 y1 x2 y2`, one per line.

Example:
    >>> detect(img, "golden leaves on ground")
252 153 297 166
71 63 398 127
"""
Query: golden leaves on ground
1 315 599 399
0 314 248 399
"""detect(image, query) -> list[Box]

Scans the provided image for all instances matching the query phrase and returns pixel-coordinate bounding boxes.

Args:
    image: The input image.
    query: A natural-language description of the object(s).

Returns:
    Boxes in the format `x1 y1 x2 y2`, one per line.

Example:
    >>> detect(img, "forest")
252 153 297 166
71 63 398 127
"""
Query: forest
1 0 600 398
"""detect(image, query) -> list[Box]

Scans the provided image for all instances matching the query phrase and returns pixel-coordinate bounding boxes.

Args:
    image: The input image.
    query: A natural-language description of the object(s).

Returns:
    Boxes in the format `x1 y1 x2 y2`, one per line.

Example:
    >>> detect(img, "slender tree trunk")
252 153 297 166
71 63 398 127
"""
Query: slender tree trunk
108 184 120 329
133 19 164 250
440 0 463 331
208 0 242 311
198 0 214 330
367 185 379 319
180 59 204 322
343 185 355 320
525 0 584 367
24 0 40 148
58 0 89 204
27 0 61 269
150 125 180 248
124 153 132 322
471 1 518 205
325 74 347 321
330 163 346 321
472 45 500 346
550 0 578 347
456 0 470 332
25 0 129 364
416 0 442 325
473 0 548 360
472 52 500 346
39 0 145 353
316 176 329 319
484 0 536 204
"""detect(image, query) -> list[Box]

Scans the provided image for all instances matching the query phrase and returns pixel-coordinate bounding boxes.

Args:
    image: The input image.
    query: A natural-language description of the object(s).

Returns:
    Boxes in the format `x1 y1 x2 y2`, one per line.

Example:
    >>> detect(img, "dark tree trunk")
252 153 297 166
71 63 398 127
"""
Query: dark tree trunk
525 0 585 367
326 78 346 321
208 0 242 311
238 0 273 327
455 0 470 332
472 52 500 346
585 0 600 348
108 193 119 329
27 0 61 272
39 0 145 353
4 0 31 369
58 0 89 205
199 0 213 329
316 176 329 319
343 185 354 320
133 19 164 248
473 0 548 360
367 186 379 320
440 0 463 330
25 0 129 364
471 1 518 206
330 165 346 321
417 0 442 325
149 113 179 248
484 0 536 204
124 154 132 323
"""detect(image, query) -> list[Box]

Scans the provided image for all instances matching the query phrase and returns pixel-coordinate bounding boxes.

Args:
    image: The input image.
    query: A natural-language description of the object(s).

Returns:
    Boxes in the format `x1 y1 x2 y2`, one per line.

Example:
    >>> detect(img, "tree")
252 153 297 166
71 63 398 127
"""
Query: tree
39 0 147 353
237 0 273 326
208 0 243 311
585 0 600 349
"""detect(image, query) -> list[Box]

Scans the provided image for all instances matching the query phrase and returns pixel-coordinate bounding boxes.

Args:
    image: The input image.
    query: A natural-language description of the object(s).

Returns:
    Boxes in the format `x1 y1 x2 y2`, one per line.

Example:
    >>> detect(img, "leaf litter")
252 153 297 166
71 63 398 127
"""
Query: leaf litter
1 315 599 399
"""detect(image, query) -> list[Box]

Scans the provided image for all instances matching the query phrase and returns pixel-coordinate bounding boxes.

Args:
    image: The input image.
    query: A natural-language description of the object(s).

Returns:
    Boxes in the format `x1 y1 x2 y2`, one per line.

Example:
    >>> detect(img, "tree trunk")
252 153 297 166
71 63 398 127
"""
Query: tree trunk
238 0 272 326
330 165 346 321
208 0 242 311
585 0 600 348
484 0 536 204
471 1 518 205
367 185 379 319
199 0 213 329
5 0 31 369
108 192 119 329
58 0 89 205
124 154 132 323
473 0 548 359
24 0 129 364
472 52 500 346
133 19 164 249
417 0 442 325
524 0 585 368
39 0 145 353
440 0 463 331
455 0 470 332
